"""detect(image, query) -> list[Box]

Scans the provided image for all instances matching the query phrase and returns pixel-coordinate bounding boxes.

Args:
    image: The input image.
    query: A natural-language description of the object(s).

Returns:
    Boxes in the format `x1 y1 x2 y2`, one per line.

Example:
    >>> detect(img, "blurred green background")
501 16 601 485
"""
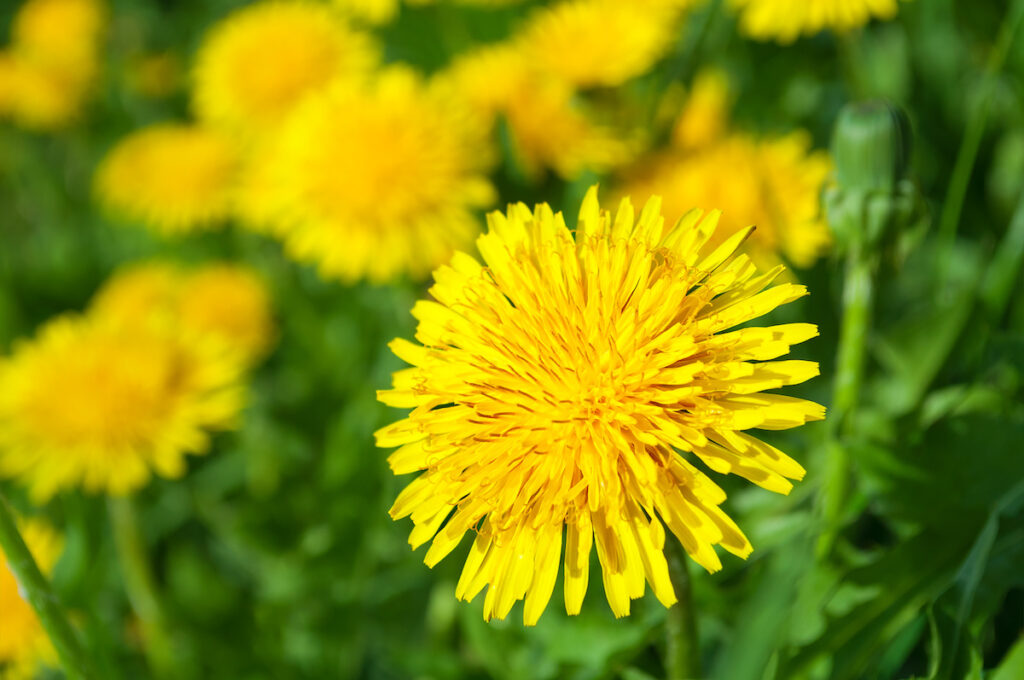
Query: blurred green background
2 1 1024 679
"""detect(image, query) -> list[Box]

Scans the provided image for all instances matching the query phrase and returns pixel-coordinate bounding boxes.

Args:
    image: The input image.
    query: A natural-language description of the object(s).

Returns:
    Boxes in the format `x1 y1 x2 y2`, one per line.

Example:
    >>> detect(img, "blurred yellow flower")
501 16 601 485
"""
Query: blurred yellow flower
0 0 105 131
94 124 240 235
439 44 633 179
0 518 62 680
11 0 105 77
731 0 903 43
0 314 245 500
93 261 275 366
672 68 731 150
0 53 82 130
518 0 682 88
377 186 823 623
193 1 377 135
620 132 832 270
261 67 495 283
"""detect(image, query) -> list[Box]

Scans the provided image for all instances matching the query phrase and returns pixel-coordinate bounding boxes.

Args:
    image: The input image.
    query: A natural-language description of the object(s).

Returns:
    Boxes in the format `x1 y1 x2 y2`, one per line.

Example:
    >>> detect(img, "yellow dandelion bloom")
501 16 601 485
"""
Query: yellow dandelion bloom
377 186 824 624
193 1 377 135
620 132 832 270
518 0 681 88
11 0 105 77
92 261 275 366
263 67 495 283
671 69 731 150
439 45 632 180
0 53 82 130
94 124 239 235
504 80 634 179
731 0 903 43
0 314 245 500
0 518 62 680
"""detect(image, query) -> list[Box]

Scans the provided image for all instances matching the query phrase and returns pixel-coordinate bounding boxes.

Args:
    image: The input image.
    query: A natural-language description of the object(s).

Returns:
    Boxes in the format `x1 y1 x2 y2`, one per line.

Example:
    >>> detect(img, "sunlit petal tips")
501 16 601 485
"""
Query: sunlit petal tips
377 186 824 624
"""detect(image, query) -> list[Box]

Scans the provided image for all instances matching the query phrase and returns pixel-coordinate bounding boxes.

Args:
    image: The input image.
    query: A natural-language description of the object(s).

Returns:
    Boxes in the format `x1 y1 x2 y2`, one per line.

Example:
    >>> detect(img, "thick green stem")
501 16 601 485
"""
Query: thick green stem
108 496 179 679
664 539 701 680
832 253 875 431
818 251 875 557
0 491 96 680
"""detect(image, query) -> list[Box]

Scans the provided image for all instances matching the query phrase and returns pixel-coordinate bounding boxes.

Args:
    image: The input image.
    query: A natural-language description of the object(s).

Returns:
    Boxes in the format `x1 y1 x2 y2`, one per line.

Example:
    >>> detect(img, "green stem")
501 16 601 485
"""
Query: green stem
832 253 875 431
818 250 875 557
937 0 1024 250
108 496 179 679
665 539 701 680
0 491 97 680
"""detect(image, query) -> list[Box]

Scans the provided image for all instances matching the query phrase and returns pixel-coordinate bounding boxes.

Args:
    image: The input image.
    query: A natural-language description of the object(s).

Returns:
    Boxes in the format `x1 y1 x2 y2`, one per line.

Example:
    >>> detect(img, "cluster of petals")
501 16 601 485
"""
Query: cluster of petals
378 187 824 623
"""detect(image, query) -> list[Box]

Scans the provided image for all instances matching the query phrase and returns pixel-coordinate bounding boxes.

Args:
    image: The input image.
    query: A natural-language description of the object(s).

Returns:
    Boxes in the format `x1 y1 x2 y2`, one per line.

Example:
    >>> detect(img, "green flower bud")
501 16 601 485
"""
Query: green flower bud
833 100 912 193
825 101 921 255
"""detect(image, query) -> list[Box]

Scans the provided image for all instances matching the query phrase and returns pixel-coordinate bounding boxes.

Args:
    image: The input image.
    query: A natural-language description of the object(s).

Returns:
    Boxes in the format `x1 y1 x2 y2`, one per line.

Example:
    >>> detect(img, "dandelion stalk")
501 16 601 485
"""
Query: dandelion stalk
819 101 916 557
0 491 97 680
108 496 179 679
665 538 701 680
818 248 874 556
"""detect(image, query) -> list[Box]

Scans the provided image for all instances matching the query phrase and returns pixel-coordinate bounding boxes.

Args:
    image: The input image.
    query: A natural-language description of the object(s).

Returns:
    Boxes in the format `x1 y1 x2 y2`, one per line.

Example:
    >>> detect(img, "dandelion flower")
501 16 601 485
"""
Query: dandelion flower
11 0 105 78
0 518 62 679
0 53 83 130
671 69 732 150
193 1 377 135
262 67 495 283
518 0 681 88
0 314 245 500
94 124 239 235
620 133 832 270
439 45 632 180
731 0 903 43
92 261 275 366
377 186 824 623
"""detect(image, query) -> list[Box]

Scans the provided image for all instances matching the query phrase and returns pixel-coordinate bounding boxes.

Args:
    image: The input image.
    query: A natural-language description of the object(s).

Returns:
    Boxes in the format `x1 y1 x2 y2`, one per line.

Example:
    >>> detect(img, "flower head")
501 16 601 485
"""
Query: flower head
11 0 105 76
377 186 823 623
0 313 245 500
518 0 682 88
92 261 275 366
730 0 903 43
0 518 61 679
94 124 239 235
440 45 633 180
260 67 495 283
671 69 731 150
620 133 832 270
0 52 83 130
193 1 377 135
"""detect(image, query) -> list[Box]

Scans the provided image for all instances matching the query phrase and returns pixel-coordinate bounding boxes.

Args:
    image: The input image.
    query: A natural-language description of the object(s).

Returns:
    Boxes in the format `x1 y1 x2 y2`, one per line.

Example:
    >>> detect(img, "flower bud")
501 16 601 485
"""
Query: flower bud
825 100 921 254
833 100 912 193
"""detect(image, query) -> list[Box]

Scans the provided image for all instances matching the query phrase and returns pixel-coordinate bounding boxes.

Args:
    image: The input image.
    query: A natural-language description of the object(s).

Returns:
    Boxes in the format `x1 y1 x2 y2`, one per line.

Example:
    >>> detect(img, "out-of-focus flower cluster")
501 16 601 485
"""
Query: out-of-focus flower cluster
0 0 106 130
86 0 896 284
0 261 274 503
